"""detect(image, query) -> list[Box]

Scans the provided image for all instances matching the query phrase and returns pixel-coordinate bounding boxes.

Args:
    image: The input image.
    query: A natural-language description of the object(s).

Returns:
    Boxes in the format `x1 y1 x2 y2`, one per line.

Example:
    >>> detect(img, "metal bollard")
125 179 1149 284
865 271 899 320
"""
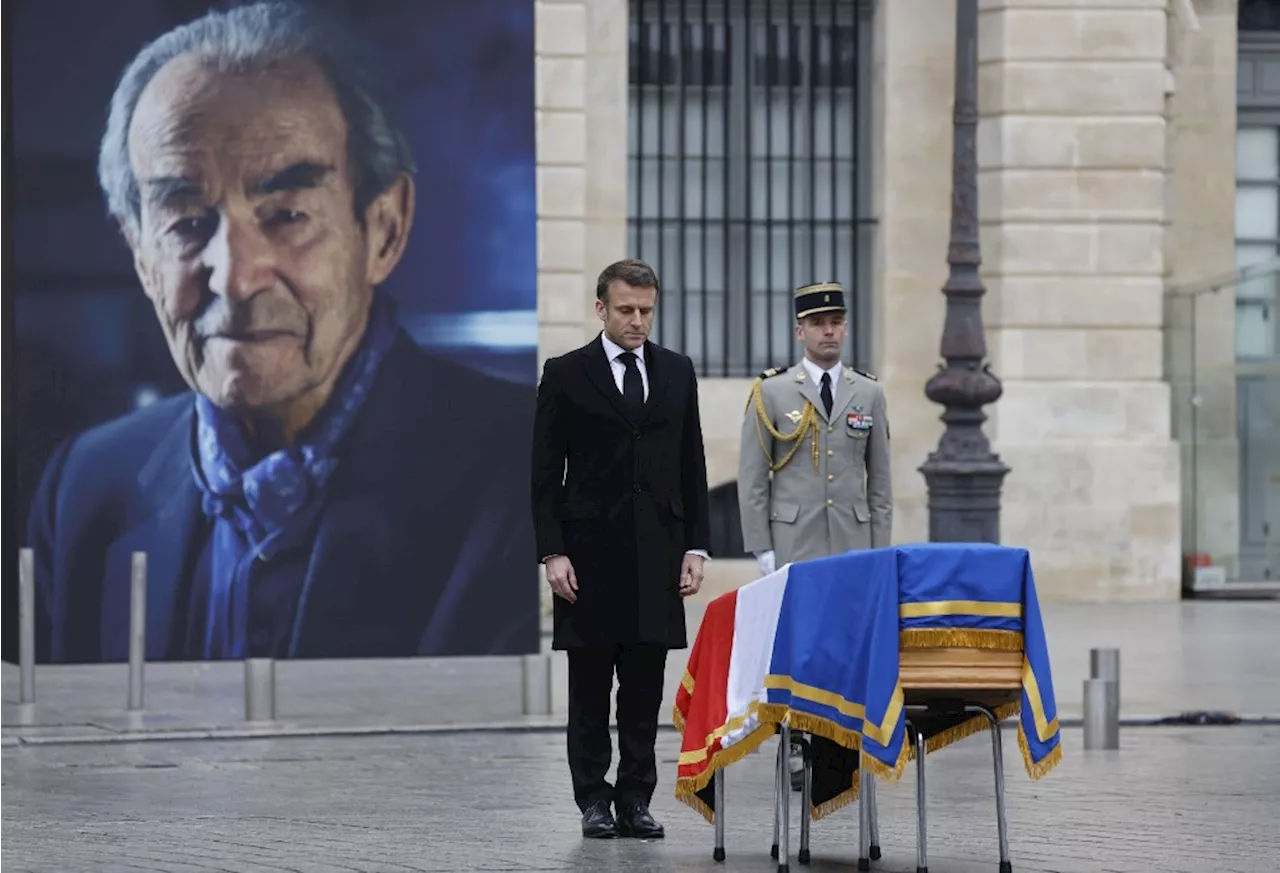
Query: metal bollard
521 653 553 716
244 658 277 722
127 552 147 711
1090 647 1120 696
19 548 36 704
1083 678 1119 750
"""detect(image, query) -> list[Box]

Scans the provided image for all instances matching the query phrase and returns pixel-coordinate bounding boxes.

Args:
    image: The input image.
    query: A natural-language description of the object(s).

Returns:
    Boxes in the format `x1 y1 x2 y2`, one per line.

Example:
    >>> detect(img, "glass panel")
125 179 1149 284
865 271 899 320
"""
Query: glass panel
675 222 727 295
1236 301 1275 359
1237 244 1280 301
1235 375 1280 582
680 289 727 371
635 90 728 158
1235 186 1279 240
1236 127 1278 182
748 288 799 372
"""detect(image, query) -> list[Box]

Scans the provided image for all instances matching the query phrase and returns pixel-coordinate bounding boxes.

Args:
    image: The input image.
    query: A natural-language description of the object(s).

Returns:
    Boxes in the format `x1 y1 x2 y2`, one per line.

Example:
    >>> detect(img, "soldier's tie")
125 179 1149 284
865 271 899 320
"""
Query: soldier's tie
820 371 833 418
619 351 645 410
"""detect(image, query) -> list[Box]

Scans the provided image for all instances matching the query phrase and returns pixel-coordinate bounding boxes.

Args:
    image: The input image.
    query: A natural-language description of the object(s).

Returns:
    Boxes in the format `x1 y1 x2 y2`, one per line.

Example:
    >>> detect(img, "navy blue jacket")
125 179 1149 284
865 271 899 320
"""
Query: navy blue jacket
27 332 539 663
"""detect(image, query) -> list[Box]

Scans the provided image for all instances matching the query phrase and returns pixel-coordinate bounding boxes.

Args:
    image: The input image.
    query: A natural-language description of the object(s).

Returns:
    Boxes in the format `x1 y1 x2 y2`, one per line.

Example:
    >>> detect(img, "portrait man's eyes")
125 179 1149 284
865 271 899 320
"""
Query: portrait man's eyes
155 198 320 251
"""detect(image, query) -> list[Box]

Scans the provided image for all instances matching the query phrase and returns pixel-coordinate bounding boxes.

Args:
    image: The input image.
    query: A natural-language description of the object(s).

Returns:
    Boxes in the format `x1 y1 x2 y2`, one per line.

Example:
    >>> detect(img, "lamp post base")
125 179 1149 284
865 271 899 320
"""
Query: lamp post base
919 454 1010 544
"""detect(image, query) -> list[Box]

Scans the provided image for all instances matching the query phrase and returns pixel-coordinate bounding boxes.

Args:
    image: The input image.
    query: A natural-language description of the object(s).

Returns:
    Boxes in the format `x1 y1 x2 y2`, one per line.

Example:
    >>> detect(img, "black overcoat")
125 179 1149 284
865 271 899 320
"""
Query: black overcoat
530 335 712 650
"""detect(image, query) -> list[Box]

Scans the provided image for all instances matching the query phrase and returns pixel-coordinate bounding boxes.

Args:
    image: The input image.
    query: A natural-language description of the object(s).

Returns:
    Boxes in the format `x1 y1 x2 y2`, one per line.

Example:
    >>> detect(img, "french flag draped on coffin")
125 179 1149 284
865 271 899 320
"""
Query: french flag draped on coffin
673 543 1062 823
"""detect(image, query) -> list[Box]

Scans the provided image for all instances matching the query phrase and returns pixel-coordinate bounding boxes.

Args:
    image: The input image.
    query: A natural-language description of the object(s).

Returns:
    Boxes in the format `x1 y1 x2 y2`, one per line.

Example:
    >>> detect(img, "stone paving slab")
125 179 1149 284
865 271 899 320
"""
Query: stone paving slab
4 725 1279 872
4 600 1278 743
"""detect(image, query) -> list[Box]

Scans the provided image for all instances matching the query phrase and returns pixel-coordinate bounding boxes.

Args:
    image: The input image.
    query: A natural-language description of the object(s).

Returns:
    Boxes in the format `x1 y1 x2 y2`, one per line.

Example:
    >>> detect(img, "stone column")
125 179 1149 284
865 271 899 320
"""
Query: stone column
977 0 1182 601
871 0 958 545
1164 0 1241 579
582 0 630 337
536 0 591 369
534 0 629 617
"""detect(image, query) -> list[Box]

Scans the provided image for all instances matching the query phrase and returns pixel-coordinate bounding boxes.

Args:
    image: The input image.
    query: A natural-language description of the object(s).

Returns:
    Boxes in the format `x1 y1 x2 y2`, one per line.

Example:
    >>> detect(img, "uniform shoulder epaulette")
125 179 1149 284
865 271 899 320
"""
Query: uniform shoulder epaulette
852 367 877 382
760 364 791 379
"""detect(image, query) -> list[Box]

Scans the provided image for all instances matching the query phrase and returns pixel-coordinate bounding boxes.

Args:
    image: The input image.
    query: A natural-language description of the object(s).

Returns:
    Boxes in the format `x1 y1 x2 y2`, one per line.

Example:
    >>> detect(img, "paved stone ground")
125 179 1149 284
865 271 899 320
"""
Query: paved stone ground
5 600 1279 745
4 725 1280 873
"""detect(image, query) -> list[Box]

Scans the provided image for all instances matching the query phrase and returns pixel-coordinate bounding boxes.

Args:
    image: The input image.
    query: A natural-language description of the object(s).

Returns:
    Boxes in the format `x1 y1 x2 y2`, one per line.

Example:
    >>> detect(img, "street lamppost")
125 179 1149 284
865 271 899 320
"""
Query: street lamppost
918 0 1010 543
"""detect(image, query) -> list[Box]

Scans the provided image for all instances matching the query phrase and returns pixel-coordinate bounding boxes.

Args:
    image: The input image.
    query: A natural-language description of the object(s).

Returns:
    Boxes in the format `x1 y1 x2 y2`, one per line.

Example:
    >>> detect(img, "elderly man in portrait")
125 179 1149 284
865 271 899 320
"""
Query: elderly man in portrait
27 0 537 662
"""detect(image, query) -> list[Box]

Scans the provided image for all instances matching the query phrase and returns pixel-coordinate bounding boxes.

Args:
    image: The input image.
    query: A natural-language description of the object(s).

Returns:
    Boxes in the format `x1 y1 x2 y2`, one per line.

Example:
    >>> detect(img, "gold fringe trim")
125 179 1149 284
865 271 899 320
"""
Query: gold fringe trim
783 711 862 822
1017 722 1064 781
812 783 860 821
675 703 917 824
899 628 1025 651
867 740 910 784
672 705 687 735
777 707 909 786
678 786 716 824
676 698 1064 825
904 701 1022 763
674 723 777 823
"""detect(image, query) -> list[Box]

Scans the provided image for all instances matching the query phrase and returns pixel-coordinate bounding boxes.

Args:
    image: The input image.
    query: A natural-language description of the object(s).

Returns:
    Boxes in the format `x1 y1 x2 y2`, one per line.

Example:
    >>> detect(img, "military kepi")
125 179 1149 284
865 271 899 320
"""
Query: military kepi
794 281 846 320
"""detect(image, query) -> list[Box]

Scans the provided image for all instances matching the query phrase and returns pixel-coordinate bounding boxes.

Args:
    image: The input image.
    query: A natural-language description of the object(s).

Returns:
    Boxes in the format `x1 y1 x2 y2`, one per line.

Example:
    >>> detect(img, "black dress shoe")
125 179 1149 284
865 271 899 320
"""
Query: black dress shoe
581 800 618 839
616 801 665 839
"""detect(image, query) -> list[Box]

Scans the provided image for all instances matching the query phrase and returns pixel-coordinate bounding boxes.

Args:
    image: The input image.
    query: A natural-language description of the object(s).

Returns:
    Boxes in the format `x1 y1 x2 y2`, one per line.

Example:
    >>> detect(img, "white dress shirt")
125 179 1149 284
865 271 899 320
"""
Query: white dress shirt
599 334 707 561
601 333 650 401
801 357 843 391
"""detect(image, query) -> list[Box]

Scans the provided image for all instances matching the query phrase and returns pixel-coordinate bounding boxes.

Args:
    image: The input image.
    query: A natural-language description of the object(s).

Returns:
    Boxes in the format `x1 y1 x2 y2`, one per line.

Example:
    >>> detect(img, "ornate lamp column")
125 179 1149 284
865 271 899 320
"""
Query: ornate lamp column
918 0 1010 543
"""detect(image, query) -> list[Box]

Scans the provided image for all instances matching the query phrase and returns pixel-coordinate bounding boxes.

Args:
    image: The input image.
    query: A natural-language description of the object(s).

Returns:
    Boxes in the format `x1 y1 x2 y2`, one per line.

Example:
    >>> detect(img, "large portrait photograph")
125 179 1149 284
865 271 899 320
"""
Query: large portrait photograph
4 0 540 663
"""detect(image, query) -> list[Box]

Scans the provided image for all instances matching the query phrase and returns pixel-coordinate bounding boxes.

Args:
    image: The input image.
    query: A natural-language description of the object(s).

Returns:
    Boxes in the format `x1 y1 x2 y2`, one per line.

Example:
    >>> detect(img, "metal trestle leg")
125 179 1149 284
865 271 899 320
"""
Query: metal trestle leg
713 767 726 862
912 723 928 873
858 762 872 871
798 744 811 865
777 725 791 873
966 704 1012 873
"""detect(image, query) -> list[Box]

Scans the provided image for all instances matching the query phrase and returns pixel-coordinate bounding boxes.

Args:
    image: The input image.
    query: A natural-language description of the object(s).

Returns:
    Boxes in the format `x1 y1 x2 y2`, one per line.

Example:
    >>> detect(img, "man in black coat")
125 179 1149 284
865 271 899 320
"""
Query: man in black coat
531 259 712 839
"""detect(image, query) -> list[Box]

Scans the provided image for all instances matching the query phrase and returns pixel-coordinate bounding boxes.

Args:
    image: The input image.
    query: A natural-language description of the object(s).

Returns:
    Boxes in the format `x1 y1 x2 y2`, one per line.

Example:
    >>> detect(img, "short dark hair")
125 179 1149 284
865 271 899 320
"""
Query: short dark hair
596 259 660 301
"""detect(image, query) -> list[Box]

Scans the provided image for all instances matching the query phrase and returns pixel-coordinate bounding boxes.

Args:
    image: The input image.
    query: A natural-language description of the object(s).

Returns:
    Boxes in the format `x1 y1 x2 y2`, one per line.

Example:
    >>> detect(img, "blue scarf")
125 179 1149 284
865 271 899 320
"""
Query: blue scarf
191 293 399 549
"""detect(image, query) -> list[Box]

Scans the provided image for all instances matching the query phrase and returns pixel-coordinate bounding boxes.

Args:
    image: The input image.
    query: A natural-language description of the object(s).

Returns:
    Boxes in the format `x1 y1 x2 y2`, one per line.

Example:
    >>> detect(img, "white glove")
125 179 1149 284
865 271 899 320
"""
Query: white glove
755 550 777 577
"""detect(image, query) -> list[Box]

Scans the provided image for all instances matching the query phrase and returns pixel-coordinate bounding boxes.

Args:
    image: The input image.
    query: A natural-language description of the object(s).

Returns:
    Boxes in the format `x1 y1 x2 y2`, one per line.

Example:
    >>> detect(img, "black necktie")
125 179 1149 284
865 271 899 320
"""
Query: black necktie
619 351 644 409
820 371 833 418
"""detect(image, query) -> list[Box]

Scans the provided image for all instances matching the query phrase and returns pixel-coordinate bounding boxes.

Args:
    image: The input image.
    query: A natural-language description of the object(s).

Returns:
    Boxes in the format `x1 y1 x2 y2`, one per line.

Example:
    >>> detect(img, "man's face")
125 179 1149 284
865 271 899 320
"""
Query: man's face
125 54 409 417
595 282 657 350
795 311 847 366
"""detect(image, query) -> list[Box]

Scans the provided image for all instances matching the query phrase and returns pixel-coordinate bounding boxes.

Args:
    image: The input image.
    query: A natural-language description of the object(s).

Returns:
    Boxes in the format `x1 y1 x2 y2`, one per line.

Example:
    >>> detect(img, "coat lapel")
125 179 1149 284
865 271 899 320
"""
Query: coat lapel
831 366 868 422
794 365 831 423
634 341 669 426
101 406 203 661
582 334 639 425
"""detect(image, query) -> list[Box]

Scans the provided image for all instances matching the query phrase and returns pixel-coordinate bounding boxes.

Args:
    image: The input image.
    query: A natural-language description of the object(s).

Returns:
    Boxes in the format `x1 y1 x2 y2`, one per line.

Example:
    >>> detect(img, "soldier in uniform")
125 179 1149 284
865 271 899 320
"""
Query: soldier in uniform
738 280 893 576
737 281 893 791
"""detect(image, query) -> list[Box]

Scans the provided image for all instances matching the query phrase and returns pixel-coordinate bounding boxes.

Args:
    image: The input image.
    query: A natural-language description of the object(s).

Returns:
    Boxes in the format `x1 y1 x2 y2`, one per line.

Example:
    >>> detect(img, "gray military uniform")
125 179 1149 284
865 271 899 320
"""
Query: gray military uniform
737 362 892 566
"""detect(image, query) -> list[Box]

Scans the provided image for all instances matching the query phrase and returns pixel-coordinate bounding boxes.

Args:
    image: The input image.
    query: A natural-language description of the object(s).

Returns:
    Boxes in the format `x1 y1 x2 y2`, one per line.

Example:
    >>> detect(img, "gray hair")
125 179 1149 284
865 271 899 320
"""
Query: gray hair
98 0 416 234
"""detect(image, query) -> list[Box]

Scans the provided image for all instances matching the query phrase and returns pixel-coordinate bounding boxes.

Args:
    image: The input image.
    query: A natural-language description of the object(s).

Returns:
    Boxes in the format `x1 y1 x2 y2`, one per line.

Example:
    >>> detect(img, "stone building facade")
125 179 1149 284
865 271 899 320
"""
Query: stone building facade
532 0 1278 603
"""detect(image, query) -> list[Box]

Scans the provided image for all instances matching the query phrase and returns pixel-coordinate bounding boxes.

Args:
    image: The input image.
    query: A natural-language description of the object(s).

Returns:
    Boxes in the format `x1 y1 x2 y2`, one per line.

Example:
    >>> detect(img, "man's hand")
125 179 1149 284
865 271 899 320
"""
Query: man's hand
679 553 706 597
544 555 578 603
755 550 776 577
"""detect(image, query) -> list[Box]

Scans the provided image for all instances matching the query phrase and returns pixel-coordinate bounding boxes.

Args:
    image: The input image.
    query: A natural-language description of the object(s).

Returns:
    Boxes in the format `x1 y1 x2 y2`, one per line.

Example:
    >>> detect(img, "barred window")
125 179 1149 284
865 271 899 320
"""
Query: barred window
628 0 874 377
